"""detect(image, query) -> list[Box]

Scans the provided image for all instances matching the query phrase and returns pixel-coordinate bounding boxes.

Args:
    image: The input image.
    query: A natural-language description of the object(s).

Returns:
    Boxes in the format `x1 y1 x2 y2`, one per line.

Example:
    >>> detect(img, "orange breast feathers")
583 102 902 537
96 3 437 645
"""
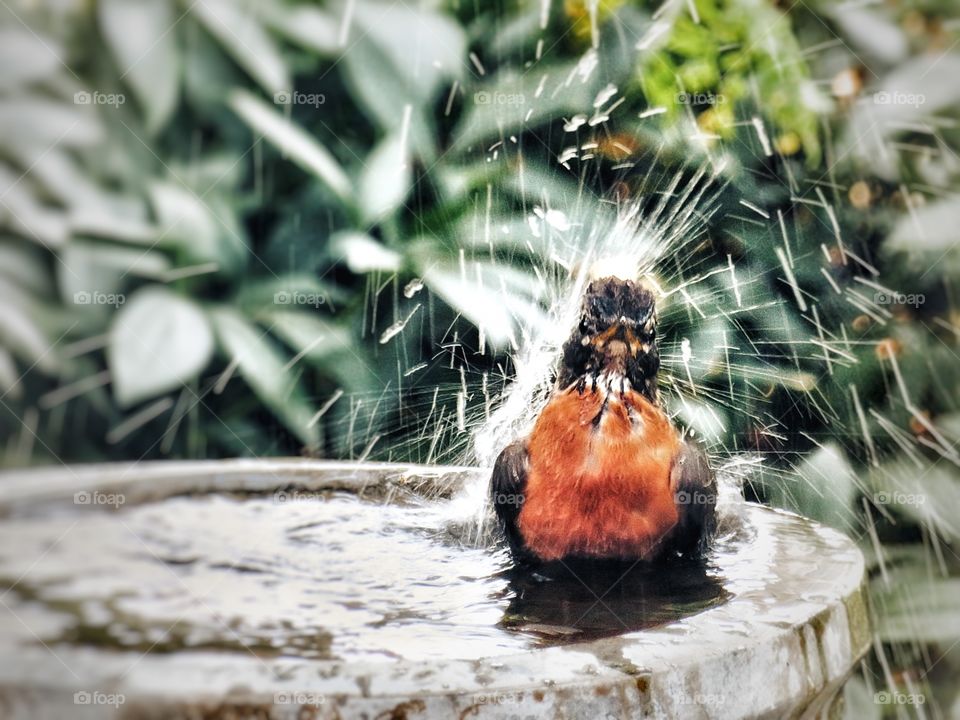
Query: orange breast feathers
517 385 681 561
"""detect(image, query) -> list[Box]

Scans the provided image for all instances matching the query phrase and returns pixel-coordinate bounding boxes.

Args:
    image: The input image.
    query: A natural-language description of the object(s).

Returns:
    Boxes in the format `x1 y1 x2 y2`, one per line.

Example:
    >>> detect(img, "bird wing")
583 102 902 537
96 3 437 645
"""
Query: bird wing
668 438 717 556
490 440 529 556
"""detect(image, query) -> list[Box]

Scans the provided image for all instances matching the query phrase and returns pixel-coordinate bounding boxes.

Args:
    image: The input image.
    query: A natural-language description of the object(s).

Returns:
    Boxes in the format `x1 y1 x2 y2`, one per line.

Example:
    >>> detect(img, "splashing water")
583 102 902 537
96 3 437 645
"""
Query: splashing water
473 172 728 467
431 166 773 546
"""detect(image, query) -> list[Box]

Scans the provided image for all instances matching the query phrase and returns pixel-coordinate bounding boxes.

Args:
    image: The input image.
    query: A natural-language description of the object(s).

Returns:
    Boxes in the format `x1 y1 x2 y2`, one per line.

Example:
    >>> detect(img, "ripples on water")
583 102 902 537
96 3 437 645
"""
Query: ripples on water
0 485 771 662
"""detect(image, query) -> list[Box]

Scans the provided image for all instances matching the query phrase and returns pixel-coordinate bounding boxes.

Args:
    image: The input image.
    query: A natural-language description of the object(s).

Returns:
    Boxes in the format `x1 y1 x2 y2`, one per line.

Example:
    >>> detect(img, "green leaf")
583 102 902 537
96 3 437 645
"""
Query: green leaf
843 53 960 179
672 399 728 446
0 165 69 247
841 679 882 720
0 29 63 90
936 413 960 444
501 162 602 212
210 307 320 447
0 96 102 152
331 231 401 273
258 4 339 55
192 0 290 95
264 309 353 362
5 150 156 249
453 59 598 150
182 18 243 106
149 181 224 266
350 1 465 100
872 568 960 642
358 133 412 223
453 210 547 254
824 4 907 66
58 241 170 305
421 261 548 348
0 239 52 296
886 200 960 273
869 460 960 540
67 190 157 246
229 89 352 205
99 0 181 133
146 184 208 244
236 275 345 314
0 347 20 399
340 34 438 163
265 309 377 393
0 278 59 374
108 286 214 407
337 0 464 163
788 444 860 533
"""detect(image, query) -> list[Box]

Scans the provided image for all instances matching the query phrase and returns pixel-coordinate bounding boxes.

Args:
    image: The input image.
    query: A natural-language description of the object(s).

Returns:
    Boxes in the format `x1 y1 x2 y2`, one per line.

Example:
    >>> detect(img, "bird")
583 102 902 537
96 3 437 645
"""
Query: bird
490 275 716 566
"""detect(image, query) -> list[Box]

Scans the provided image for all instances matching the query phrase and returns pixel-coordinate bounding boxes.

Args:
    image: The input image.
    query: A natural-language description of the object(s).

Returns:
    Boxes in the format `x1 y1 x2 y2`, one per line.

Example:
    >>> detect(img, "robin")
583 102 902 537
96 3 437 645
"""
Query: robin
490 276 716 565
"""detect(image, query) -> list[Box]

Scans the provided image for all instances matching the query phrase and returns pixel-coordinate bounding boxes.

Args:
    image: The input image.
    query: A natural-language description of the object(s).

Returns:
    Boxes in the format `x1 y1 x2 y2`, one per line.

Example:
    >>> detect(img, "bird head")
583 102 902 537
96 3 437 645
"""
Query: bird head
558 276 661 401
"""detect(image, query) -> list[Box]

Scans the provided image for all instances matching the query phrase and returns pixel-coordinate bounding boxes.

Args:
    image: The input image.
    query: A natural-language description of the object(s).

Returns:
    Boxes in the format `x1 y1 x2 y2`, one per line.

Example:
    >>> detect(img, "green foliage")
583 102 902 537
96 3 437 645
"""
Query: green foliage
637 0 824 164
1 0 959 708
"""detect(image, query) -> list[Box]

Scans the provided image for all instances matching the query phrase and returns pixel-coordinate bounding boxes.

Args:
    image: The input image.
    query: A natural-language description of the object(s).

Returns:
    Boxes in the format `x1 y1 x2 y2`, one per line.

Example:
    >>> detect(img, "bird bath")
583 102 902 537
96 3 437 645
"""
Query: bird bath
0 459 869 719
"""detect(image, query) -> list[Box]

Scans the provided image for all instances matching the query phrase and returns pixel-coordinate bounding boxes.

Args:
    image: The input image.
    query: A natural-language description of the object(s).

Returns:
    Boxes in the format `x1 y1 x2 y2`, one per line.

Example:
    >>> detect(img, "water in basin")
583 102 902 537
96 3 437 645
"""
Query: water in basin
0 480 768 663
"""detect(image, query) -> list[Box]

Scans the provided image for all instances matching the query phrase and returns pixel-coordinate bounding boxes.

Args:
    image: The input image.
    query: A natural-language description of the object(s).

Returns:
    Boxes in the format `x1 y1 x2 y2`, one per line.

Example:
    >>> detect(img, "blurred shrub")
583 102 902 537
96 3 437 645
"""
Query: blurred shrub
1 0 959 709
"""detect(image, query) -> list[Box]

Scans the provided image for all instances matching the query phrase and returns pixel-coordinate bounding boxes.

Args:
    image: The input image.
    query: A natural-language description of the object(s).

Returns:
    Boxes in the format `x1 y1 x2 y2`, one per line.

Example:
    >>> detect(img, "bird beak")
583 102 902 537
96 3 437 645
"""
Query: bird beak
592 322 642 355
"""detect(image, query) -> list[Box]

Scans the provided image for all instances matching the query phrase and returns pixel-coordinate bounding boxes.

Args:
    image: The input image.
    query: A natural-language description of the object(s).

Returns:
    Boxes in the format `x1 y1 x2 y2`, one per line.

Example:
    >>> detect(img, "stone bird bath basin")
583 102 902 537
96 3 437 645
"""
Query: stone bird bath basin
0 459 869 719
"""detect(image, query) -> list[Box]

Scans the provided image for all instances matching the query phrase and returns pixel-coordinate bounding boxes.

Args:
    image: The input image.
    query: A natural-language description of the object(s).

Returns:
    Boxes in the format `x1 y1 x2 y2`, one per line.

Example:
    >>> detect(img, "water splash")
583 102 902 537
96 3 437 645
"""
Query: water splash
472 178 726 469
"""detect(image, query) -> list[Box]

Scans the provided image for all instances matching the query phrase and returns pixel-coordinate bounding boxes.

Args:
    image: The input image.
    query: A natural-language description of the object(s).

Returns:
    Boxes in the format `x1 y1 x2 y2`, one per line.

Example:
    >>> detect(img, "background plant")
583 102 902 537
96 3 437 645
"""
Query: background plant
1 0 958 714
